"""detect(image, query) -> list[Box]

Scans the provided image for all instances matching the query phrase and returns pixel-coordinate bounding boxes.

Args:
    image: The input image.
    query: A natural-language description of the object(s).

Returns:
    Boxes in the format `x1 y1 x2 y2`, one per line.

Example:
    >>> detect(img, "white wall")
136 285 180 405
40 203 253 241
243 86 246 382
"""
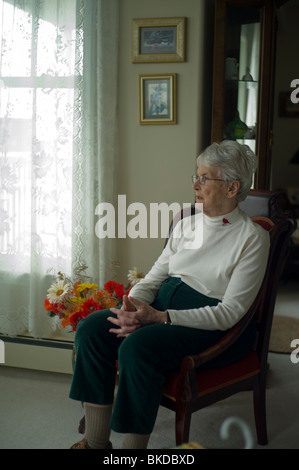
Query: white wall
115 0 214 281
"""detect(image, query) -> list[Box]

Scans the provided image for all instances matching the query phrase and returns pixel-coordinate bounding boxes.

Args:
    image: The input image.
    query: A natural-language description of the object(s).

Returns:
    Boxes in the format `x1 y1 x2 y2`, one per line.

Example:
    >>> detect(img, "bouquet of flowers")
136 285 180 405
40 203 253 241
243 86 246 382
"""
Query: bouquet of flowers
44 267 144 331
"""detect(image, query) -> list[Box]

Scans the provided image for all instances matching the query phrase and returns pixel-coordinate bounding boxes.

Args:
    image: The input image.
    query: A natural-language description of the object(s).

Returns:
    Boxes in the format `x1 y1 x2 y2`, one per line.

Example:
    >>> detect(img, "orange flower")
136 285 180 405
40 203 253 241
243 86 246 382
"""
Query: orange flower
44 298 53 311
72 281 82 295
61 315 71 328
93 290 116 309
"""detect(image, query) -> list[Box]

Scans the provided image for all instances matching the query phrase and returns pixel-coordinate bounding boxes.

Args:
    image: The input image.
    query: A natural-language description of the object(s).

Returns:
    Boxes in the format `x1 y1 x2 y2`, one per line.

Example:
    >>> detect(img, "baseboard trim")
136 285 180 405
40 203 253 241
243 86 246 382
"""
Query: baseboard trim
0 334 73 350
0 335 74 375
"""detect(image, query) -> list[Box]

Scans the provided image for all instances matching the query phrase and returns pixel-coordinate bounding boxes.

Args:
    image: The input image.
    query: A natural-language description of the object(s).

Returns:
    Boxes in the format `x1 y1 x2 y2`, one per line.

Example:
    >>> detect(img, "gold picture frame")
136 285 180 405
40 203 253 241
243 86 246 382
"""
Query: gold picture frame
139 74 177 125
132 17 186 63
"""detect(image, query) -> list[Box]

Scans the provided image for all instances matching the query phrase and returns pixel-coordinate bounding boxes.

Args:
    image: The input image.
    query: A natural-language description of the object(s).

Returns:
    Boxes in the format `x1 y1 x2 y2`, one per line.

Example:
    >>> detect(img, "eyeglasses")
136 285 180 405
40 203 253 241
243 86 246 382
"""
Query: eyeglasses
191 174 225 185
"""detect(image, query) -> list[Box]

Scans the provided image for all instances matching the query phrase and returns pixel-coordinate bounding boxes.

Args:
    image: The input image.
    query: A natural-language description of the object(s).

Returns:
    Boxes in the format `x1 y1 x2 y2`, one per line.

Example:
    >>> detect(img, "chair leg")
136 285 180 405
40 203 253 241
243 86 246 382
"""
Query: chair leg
253 379 268 445
175 404 192 446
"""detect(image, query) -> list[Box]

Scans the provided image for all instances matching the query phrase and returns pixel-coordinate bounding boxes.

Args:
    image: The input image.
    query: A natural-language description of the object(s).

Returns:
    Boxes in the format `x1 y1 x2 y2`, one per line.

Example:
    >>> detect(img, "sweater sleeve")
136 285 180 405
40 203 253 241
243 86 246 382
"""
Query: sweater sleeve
128 226 180 305
168 227 270 331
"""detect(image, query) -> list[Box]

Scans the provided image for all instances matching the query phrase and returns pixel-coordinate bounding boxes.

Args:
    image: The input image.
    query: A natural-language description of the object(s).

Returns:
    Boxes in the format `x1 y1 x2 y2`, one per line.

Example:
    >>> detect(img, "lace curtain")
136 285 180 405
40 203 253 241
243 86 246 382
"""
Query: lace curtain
0 0 119 338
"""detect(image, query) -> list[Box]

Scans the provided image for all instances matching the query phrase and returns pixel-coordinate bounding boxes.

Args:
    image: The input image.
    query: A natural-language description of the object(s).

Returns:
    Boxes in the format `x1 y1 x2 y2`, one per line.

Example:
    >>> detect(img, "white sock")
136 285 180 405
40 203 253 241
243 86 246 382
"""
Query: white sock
122 433 150 449
84 403 113 449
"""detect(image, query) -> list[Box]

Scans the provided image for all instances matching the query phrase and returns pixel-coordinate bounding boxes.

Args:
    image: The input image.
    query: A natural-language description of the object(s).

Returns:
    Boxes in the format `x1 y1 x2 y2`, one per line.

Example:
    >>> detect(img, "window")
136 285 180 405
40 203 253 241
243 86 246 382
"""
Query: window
0 0 78 275
0 0 119 338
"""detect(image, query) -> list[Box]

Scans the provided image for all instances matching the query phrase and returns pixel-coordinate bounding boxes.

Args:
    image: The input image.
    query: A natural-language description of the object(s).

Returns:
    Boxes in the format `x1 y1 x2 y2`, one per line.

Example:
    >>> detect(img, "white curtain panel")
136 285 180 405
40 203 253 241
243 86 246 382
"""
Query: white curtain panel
0 0 119 337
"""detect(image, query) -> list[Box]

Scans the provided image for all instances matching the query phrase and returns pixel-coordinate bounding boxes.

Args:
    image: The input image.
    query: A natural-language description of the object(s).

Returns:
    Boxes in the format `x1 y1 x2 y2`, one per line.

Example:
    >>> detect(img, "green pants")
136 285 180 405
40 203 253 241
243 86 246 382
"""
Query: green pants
69 277 255 434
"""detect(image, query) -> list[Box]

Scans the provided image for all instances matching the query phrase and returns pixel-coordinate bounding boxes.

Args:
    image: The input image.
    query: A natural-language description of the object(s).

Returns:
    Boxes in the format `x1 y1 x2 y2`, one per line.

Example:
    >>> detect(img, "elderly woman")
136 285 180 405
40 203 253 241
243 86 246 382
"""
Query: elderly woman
70 140 270 449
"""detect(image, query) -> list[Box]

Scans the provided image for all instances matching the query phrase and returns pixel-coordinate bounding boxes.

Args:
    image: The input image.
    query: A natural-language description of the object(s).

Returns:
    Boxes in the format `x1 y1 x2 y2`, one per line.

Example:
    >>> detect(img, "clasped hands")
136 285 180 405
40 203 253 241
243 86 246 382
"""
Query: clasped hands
108 295 168 338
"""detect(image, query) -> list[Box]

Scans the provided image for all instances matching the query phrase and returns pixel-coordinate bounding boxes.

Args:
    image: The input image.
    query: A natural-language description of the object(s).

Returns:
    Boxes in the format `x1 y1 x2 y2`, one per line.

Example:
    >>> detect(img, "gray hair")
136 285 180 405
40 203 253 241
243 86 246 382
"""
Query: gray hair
196 140 258 202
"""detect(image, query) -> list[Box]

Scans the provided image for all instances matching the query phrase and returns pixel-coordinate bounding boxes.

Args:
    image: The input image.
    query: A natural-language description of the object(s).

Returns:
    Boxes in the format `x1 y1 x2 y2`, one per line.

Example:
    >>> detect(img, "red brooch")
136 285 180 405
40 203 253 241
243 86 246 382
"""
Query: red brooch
222 218 230 225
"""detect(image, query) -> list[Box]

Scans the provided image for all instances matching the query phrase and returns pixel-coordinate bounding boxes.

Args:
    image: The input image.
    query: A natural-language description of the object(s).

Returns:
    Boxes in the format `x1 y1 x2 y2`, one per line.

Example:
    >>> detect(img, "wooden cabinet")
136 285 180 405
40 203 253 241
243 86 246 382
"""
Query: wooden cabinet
211 0 280 189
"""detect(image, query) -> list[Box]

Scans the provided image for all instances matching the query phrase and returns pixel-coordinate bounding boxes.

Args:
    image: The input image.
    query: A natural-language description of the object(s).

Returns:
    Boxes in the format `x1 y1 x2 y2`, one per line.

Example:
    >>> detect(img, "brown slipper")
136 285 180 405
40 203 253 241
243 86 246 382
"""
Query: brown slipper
70 438 113 449
70 438 92 449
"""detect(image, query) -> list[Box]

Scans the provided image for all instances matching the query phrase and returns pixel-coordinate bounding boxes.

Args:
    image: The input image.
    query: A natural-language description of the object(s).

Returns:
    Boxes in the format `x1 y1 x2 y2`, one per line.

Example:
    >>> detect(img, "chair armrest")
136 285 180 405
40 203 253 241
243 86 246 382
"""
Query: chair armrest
180 305 258 371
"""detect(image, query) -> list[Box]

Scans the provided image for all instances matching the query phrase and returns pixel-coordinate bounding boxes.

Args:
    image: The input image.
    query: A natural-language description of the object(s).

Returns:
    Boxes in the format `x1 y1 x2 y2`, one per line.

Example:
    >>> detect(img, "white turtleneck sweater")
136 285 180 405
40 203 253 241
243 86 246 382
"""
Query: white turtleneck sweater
129 206 270 331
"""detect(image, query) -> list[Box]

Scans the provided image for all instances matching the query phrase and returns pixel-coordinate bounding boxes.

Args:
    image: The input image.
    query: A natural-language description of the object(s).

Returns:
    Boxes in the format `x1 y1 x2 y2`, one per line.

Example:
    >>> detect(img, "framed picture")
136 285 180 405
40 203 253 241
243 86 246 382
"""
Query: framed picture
279 91 299 117
139 74 177 125
132 17 186 63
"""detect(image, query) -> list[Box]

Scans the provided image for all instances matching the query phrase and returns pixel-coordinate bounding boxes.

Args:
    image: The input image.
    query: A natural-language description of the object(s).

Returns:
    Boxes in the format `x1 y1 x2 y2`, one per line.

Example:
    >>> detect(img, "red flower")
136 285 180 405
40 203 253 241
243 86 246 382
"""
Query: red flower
114 284 125 298
44 298 62 314
69 298 102 331
222 218 230 224
124 286 132 296
104 280 125 299
80 298 102 316
69 311 83 331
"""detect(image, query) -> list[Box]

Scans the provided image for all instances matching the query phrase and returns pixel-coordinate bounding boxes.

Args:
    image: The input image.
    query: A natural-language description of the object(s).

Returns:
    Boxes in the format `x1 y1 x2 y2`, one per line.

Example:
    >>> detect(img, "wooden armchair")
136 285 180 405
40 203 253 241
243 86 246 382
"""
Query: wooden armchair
78 190 295 445
160 190 296 446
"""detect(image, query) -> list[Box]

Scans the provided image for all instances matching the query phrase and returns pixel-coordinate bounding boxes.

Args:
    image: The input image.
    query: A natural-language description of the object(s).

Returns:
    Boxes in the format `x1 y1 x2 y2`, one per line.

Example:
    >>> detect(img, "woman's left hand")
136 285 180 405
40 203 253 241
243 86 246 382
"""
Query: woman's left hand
108 296 168 338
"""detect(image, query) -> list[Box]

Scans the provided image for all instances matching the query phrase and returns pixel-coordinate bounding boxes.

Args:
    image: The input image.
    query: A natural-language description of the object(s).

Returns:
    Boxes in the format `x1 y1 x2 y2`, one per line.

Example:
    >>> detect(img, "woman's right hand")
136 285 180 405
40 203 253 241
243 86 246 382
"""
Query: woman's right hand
122 295 136 312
